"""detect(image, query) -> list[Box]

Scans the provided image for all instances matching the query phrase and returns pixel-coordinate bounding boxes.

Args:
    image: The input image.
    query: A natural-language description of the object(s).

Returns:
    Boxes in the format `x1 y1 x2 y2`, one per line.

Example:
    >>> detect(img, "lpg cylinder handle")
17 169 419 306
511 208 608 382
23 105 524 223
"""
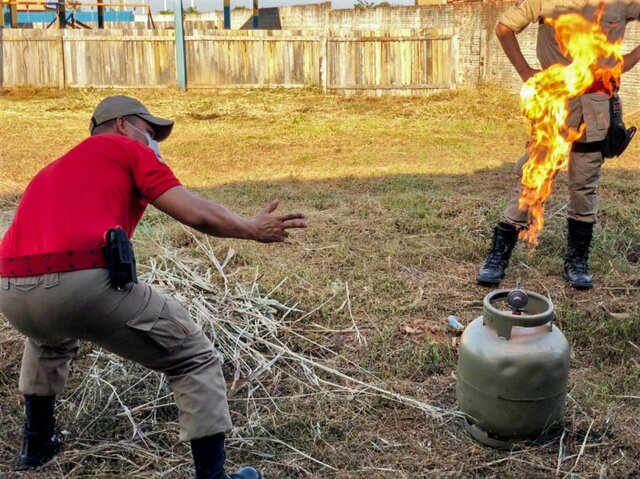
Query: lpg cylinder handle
483 289 555 340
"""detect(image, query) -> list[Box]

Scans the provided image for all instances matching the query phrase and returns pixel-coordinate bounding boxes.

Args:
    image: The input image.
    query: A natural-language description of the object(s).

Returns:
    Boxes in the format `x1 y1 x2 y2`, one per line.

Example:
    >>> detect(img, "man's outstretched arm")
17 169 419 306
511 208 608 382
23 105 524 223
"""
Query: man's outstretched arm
152 186 307 243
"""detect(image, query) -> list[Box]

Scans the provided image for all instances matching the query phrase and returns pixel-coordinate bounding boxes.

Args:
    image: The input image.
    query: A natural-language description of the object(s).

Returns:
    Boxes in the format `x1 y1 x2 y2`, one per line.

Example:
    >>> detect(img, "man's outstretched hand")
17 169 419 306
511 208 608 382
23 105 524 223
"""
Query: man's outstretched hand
250 200 307 243
152 186 307 242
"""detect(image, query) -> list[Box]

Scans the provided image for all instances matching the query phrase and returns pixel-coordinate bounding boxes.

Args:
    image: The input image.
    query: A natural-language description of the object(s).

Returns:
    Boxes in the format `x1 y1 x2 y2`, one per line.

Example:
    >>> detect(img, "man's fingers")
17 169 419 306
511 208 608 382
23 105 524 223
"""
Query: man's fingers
283 219 307 229
278 212 306 221
261 199 279 214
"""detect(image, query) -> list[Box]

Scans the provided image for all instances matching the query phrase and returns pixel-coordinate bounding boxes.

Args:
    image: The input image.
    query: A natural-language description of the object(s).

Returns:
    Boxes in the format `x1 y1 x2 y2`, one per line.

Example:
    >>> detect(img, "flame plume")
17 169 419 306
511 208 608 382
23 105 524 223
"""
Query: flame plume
518 10 623 245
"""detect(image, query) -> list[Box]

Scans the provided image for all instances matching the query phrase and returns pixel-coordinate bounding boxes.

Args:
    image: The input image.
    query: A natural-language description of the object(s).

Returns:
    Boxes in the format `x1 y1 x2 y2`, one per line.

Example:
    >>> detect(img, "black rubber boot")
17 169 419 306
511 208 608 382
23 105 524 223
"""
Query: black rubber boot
191 433 262 479
15 395 61 471
564 219 594 290
477 222 519 286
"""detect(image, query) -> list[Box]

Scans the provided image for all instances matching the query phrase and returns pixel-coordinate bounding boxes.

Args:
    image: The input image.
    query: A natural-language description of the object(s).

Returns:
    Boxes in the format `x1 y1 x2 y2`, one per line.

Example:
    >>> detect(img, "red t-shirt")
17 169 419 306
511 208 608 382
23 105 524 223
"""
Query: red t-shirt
0 135 181 265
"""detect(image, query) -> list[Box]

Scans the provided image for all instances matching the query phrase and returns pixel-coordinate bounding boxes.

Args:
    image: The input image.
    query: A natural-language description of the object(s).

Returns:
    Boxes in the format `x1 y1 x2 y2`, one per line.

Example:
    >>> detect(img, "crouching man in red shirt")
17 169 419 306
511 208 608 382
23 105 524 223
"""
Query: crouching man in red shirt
0 95 307 478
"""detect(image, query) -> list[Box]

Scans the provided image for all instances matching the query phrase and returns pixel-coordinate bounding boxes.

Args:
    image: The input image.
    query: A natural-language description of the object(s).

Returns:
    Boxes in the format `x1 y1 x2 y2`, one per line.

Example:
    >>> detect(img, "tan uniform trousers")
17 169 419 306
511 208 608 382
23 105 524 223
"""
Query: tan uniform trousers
0 268 232 442
503 92 610 228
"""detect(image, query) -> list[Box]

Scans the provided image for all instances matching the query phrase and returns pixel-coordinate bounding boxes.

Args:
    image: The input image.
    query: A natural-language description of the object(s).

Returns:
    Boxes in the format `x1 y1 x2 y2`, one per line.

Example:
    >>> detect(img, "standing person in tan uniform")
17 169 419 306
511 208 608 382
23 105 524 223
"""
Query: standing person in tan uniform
477 0 640 289
0 96 307 478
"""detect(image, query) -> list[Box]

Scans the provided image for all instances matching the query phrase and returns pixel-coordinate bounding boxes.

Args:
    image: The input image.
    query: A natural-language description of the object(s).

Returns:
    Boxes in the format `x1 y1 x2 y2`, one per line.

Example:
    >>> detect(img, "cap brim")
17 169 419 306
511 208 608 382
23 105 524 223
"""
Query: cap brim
138 113 174 142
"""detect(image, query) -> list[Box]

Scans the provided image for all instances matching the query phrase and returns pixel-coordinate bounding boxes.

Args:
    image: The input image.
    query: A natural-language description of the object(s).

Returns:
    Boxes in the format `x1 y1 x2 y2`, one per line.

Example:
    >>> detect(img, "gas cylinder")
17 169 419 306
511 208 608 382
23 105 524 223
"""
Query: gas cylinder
456 288 570 448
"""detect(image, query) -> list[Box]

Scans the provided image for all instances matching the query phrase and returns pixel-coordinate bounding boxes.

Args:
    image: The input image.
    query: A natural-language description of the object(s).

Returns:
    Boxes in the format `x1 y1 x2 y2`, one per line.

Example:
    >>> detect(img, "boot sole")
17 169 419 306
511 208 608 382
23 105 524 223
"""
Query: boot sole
563 273 593 290
15 456 56 471
15 445 62 471
476 276 503 287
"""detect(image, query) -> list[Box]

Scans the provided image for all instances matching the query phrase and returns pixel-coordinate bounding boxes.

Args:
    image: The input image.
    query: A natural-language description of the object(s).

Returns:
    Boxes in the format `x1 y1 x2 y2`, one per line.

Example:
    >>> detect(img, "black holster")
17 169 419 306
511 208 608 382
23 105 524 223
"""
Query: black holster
572 94 636 158
104 227 138 289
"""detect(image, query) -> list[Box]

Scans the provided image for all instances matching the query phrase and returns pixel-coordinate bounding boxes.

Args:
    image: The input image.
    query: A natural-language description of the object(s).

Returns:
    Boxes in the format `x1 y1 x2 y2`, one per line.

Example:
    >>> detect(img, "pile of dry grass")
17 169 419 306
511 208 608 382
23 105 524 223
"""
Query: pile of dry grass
28 227 459 477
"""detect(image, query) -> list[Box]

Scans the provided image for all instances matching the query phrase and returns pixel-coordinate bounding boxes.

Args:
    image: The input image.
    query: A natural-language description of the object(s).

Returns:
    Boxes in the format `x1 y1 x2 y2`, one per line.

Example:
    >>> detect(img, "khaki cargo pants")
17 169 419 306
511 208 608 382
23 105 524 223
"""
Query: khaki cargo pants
0 268 232 442
503 92 611 227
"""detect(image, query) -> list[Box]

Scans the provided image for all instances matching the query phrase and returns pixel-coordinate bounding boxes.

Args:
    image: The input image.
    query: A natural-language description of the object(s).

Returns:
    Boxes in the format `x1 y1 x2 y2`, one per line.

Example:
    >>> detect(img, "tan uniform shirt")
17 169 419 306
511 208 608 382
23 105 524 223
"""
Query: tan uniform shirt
499 0 640 226
499 0 640 69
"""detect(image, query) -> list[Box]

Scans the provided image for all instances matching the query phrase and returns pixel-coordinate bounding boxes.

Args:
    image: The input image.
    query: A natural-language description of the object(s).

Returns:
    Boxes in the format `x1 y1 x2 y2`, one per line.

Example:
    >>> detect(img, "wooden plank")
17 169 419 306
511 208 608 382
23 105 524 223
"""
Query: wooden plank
420 40 428 84
0 38 61 42
450 34 458 88
339 39 348 87
59 34 65 87
328 84 450 90
0 37 174 42
363 37 370 86
185 36 319 42
402 38 410 85
426 39 432 85
440 39 446 86
320 30 327 92
187 84 314 89
353 36 362 86
329 35 452 42
382 38 389 87
434 39 441 86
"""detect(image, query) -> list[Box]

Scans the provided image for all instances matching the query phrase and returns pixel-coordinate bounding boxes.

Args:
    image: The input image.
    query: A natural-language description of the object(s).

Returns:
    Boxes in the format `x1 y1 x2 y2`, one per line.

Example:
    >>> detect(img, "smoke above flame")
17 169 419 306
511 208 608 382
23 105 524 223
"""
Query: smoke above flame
518 9 623 245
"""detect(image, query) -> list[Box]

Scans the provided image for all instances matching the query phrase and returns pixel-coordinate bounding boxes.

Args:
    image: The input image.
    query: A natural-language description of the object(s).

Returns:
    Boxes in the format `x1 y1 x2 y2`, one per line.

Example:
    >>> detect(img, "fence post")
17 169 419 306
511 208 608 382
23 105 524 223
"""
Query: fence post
97 1 105 29
223 0 230 29
175 0 187 91
9 3 18 27
252 0 258 28
321 7 329 92
59 1 67 29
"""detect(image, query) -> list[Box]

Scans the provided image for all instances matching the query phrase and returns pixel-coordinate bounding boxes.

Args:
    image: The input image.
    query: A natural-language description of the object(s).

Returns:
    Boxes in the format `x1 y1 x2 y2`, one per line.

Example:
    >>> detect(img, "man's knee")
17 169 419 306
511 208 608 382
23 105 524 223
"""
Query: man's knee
19 339 79 396
568 210 597 224
154 330 221 377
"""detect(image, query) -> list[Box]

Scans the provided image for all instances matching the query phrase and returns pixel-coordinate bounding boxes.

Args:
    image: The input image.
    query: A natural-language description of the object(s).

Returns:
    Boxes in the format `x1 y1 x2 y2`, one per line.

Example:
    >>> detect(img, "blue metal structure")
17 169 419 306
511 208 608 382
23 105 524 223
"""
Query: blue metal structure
3 4 10 26
12 10 133 23
223 0 229 29
3 2 17 27
222 0 259 30
1 1 147 28
252 0 257 28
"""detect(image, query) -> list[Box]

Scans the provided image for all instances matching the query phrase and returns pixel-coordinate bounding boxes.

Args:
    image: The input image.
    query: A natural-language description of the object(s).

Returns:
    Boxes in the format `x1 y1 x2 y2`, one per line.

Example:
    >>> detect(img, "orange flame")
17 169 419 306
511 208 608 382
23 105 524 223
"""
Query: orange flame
518 9 623 245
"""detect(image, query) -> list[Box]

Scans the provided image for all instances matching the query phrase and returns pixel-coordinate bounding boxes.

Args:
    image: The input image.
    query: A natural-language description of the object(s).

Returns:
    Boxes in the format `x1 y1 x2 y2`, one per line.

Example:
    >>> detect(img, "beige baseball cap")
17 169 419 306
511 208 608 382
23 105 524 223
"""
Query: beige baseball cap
90 95 174 142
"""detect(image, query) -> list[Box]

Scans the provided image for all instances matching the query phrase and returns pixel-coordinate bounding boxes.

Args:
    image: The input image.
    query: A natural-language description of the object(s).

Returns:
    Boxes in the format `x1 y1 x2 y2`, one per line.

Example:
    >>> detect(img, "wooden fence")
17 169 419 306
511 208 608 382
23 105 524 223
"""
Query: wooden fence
0 29 176 87
0 27 456 94
185 30 321 88
326 28 454 94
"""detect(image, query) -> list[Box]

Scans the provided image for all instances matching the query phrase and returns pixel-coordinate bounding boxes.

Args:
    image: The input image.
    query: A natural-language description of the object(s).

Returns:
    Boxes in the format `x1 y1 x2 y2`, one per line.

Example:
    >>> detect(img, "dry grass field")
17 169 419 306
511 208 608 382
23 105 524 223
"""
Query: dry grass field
0 86 638 478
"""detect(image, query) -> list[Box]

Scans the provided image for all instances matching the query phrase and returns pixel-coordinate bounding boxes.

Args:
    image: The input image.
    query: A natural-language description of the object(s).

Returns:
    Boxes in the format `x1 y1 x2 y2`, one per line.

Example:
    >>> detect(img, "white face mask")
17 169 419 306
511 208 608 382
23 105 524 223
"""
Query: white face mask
127 121 164 162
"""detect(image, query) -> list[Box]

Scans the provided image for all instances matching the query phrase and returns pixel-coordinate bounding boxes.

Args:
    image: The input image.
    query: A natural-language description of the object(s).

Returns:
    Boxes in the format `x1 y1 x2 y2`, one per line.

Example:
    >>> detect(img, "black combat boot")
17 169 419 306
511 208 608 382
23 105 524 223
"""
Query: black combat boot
477 222 519 286
16 395 61 471
191 433 262 479
564 219 594 290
